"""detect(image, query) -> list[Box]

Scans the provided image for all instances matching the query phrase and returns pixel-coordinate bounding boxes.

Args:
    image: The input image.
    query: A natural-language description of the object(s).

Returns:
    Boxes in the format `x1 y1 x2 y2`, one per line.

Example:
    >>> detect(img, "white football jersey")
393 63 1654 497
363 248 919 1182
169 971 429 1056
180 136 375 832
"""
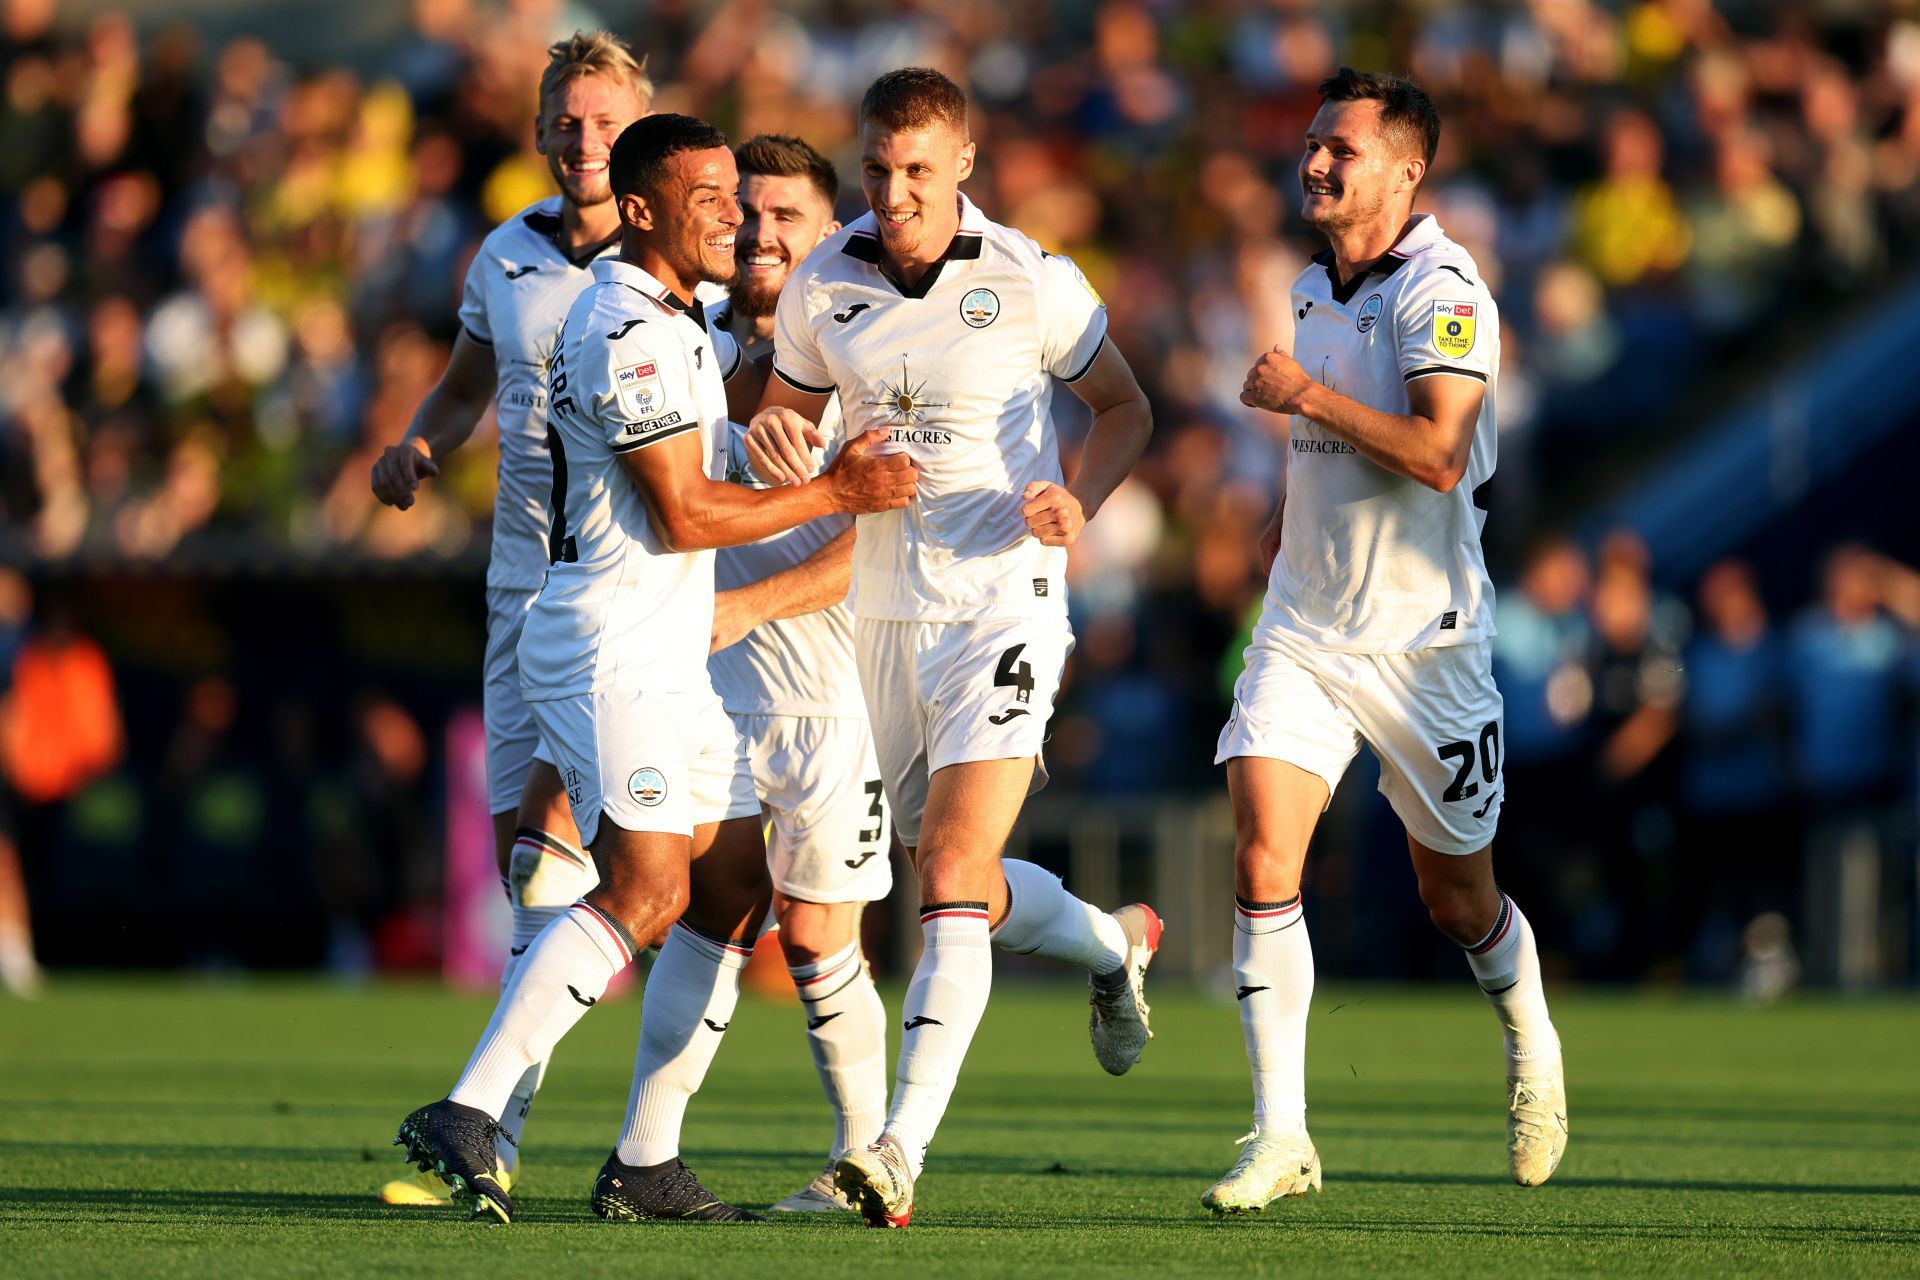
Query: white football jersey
1261 213 1499 653
517 259 742 700
772 194 1107 622
458 198 621 591
705 298 863 718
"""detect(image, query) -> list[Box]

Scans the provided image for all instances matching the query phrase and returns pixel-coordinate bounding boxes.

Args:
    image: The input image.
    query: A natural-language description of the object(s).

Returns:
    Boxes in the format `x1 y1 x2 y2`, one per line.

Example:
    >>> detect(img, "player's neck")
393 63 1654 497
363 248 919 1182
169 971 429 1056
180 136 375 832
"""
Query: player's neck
561 196 622 255
1325 211 1416 286
623 238 699 306
881 204 962 290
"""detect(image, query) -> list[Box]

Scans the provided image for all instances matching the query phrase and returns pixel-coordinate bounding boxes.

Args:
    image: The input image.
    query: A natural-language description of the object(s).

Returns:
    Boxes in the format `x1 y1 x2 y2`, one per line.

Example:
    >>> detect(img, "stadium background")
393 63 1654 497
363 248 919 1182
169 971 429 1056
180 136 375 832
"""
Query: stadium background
2 0 1918 998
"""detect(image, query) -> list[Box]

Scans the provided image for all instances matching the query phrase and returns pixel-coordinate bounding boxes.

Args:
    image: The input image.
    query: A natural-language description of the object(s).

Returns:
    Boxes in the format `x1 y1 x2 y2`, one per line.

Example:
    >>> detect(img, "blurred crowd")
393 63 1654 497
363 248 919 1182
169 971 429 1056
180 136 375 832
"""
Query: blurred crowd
3 0 1919 987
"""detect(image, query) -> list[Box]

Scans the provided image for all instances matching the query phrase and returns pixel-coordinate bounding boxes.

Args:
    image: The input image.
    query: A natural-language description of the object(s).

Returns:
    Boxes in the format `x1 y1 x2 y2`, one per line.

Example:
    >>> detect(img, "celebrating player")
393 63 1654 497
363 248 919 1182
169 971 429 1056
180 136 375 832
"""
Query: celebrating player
1204 68 1567 1215
745 68 1158 1229
703 134 894 1214
393 113 917 1225
368 31 649 1205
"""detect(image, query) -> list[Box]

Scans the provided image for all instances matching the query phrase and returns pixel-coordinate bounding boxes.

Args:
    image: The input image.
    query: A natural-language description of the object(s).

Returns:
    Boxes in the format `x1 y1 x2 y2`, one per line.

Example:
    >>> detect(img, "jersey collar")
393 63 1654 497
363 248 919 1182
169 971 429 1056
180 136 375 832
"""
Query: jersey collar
840 193 987 299
520 201 623 269
1311 213 1439 305
590 258 709 330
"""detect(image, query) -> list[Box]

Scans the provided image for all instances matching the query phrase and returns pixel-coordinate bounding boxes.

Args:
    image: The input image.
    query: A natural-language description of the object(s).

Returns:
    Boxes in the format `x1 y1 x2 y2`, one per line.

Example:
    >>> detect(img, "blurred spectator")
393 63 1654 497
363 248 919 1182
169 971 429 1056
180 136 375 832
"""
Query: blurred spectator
1788 546 1916 987
1676 559 1791 981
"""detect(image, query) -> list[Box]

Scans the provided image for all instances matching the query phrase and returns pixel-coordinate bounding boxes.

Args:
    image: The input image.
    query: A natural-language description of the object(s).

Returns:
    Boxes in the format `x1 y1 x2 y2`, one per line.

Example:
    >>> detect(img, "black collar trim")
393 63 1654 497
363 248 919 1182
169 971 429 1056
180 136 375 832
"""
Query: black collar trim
650 288 708 331
842 230 984 299
1314 247 1412 305
521 208 621 269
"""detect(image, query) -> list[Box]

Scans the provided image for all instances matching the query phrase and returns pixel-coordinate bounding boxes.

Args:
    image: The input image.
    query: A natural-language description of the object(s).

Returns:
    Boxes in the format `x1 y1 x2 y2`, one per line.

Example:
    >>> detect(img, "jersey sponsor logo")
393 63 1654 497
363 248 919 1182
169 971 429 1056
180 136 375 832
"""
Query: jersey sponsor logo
628 766 668 807
615 360 664 415
504 264 538 279
959 287 1000 327
866 356 950 427
1433 300 1476 357
1293 438 1356 455
1356 293 1383 333
833 301 873 323
606 318 644 340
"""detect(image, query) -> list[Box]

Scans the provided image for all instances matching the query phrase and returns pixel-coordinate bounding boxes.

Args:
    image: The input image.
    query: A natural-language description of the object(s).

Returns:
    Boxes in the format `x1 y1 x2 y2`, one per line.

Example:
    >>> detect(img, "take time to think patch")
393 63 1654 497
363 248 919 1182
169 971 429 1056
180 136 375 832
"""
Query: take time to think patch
1432 301 1475 357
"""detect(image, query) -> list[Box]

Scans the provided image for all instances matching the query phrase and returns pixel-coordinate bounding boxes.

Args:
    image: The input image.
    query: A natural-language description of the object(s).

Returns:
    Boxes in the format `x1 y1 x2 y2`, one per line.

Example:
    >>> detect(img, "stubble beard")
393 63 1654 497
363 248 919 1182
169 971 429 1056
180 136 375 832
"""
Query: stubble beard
731 272 783 320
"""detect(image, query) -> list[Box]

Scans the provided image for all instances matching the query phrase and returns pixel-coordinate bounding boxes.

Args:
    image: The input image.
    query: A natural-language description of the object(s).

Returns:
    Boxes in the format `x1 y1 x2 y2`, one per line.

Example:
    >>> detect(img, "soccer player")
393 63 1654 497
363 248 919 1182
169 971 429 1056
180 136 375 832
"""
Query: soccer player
368 31 649 1204
392 113 916 1225
744 68 1159 1228
704 134 893 1214
1203 68 1567 1215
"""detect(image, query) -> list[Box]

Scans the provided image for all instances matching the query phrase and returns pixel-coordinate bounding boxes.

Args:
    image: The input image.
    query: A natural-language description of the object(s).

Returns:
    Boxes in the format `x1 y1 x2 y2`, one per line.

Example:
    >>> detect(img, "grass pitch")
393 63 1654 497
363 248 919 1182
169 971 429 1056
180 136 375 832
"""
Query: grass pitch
2 977 1916 1278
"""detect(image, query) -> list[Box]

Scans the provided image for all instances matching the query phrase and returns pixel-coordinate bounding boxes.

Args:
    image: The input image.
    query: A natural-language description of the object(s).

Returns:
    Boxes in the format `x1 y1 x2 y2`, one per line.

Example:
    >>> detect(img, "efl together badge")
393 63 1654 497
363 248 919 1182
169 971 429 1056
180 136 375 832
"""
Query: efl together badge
1432 301 1476 357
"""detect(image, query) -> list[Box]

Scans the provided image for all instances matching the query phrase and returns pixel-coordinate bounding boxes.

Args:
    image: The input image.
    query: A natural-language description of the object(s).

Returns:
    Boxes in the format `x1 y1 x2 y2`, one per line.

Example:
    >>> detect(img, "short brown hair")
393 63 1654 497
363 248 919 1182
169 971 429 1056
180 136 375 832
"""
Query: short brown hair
734 134 838 207
1316 67 1440 168
540 30 653 117
859 67 968 138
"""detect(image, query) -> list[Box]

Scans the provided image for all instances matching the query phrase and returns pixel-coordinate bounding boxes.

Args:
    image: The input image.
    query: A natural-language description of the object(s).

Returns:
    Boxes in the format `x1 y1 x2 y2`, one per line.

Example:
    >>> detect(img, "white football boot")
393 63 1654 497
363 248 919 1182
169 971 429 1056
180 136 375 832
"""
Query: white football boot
1201 1129 1322 1215
834 1134 915 1228
1507 1065 1568 1186
770 1163 857 1213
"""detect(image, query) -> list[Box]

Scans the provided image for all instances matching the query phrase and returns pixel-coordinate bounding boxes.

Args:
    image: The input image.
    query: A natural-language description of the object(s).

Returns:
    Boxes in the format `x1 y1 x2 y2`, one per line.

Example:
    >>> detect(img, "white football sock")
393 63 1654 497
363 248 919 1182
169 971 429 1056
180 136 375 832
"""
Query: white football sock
449 902 632 1118
883 903 993 1179
991 859 1128 974
1462 893 1559 1073
1234 894 1312 1137
790 939 888 1161
492 827 598 1169
615 922 751 1168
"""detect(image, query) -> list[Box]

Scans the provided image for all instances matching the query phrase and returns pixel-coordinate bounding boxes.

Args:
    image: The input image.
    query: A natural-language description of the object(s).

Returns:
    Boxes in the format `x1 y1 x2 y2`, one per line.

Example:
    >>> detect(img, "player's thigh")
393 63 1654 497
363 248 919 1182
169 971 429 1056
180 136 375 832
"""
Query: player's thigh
1226 756 1330 902
915 756 1037 909
516 756 578 844
482 587 542 819
1357 641 1505 857
527 689 695 852
854 617 930 848
682 693 771 938
759 715 892 907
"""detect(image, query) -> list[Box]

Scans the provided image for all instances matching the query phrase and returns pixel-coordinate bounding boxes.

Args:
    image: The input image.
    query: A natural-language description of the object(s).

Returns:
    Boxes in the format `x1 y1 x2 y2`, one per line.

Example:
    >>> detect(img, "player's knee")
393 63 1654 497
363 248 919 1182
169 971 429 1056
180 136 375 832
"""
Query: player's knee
1420 881 1492 945
775 899 854 963
1233 837 1303 902
588 877 690 945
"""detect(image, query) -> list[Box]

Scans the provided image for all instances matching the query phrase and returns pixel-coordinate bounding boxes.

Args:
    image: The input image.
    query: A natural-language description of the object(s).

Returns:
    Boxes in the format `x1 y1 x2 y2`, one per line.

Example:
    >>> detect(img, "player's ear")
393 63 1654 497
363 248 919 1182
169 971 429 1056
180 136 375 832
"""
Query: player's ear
619 190 652 232
955 140 976 183
532 114 548 156
819 219 842 245
1403 155 1427 192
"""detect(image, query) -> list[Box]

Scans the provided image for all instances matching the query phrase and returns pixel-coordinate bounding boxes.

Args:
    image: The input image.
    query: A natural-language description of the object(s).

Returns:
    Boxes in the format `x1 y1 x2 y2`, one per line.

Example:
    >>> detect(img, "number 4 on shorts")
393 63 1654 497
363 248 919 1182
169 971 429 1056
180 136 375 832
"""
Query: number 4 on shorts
994 644 1035 705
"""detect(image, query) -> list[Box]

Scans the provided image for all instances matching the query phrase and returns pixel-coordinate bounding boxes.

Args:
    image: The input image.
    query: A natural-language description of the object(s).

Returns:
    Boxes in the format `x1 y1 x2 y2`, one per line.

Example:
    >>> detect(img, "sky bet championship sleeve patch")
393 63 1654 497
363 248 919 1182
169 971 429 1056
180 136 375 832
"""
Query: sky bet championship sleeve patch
615 360 665 418
1432 301 1476 357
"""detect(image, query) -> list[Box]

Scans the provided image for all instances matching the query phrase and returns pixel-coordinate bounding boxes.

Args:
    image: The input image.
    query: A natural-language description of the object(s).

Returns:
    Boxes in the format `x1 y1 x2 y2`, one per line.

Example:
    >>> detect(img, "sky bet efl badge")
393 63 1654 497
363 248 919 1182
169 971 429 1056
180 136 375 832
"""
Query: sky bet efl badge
1433 300 1476 357
615 360 663 415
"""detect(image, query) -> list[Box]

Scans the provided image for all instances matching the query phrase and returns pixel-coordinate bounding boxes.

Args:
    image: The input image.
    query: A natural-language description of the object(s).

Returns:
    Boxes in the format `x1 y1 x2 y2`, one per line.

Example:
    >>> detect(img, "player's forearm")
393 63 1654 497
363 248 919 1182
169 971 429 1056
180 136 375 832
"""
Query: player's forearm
657 477 841 553
1294 382 1464 492
725 527 854 627
404 383 489 460
1067 395 1152 519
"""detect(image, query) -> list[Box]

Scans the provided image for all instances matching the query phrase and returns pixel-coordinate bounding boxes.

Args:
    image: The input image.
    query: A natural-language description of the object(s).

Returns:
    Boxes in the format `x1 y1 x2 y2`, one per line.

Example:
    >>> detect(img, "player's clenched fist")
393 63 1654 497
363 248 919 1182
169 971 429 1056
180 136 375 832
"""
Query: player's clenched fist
1021 480 1086 547
370 437 440 509
826 428 918 513
745 406 828 486
1241 346 1313 415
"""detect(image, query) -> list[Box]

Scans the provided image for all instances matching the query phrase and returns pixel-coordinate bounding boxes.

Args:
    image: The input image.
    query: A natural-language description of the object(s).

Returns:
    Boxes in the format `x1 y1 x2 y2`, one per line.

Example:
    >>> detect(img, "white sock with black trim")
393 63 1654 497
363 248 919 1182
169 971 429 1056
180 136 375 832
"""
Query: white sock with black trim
882 902 993 1179
450 901 633 1118
1234 894 1312 1138
1461 893 1559 1074
790 939 888 1162
615 921 752 1168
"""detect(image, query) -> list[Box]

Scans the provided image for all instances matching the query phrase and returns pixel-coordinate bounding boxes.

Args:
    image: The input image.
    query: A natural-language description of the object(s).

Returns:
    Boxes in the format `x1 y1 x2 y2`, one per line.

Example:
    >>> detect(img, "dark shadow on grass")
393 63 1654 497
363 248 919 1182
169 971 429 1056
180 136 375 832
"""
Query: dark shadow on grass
1333 1169 1920 1199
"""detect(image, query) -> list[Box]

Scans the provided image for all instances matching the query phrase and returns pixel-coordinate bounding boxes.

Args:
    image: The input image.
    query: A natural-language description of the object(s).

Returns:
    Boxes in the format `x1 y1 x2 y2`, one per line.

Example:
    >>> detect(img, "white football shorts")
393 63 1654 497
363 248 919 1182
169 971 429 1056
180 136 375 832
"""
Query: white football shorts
735 713 892 903
529 686 758 846
1216 625 1505 855
855 614 1072 847
483 586 555 813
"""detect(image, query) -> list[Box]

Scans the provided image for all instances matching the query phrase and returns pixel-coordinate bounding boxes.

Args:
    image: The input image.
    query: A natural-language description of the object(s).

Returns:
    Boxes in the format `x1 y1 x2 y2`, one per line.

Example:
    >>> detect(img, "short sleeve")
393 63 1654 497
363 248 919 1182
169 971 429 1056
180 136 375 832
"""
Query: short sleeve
1036 251 1109 382
772 272 833 394
711 323 743 383
1394 261 1495 385
575 321 697 454
457 253 492 346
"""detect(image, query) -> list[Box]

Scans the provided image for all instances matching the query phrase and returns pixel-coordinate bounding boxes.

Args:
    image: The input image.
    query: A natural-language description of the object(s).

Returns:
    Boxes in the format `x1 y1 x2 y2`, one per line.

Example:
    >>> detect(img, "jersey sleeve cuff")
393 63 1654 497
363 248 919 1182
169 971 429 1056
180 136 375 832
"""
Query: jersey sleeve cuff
720 341 744 383
1404 364 1487 384
609 421 700 453
1061 334 1108 383
463 325 493 346
773 364 834 395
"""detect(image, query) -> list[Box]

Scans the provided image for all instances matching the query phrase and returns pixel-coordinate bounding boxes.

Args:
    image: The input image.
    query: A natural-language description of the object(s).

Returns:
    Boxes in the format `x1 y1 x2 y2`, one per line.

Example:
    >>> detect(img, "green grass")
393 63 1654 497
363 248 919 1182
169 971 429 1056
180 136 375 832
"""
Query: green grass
2 977 1917 1278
